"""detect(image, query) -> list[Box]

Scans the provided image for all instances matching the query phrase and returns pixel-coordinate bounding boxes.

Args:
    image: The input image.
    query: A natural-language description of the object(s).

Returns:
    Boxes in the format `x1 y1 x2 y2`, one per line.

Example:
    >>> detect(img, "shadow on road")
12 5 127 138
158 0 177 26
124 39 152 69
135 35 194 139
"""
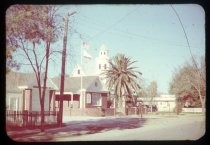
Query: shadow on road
60 117 146 134
7 117 147 141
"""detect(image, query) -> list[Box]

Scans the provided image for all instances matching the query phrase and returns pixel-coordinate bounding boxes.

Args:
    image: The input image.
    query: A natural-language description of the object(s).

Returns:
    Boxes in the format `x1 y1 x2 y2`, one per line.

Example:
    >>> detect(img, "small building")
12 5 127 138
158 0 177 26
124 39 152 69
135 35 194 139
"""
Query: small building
6 71 57 112
51 75 109 117
137 95 176 112
155 95 176 112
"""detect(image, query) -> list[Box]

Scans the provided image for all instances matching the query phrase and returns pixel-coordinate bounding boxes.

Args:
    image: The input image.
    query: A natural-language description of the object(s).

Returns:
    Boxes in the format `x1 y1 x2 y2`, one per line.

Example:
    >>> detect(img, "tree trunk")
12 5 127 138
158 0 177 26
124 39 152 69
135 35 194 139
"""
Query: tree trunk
40 93 46 132
114 98 116 116
202 97 205 115
40 99 45 132
125 106 128 115
198 92 205 115
140 106 143 118
196 86 205 115
40 41 50 132
176 97 181 115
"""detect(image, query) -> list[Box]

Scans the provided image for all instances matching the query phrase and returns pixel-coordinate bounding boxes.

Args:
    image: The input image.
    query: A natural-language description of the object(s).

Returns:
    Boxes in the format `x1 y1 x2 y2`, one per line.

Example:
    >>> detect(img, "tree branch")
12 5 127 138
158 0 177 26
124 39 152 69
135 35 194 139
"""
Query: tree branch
19 36 37 75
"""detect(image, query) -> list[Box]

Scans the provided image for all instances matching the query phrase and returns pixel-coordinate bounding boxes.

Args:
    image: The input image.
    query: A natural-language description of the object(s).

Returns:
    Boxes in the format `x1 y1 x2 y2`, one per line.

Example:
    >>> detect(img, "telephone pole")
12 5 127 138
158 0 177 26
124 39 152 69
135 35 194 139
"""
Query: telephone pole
59 11 76 127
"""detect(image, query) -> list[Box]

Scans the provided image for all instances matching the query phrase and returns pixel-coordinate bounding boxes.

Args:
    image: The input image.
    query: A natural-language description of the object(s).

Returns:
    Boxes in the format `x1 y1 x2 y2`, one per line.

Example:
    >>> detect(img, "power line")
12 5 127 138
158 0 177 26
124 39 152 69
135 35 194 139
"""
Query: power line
76 9 201 50
87 7 139 41
71 7 139 54
170 5 198 69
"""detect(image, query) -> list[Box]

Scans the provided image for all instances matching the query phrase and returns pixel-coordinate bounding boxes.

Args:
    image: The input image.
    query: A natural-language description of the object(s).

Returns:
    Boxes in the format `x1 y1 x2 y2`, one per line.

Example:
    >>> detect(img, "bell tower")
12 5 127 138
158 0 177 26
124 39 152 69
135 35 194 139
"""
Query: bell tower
95 44 110 76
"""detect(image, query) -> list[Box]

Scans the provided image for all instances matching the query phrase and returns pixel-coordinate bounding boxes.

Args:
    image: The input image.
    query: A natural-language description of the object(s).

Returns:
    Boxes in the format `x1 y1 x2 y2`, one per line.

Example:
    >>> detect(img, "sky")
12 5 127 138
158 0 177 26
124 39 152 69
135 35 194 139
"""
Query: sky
13 4 205 94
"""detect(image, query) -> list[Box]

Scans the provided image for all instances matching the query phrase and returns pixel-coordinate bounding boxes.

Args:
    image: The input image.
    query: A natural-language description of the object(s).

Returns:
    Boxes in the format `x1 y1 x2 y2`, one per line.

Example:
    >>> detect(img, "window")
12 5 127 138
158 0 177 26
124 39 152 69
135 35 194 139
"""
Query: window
24 89 32 111
99 64 101 69
9 97 17 110
91 93 101 106
86 93 91 103
95 82 98 87
78 69 80 74
104 64 106 69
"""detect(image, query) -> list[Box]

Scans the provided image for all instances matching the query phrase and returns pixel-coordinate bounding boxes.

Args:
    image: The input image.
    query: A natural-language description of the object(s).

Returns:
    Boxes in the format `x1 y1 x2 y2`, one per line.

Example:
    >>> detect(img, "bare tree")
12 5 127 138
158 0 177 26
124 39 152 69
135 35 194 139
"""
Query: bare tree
169 56 206 114
6 5 61 131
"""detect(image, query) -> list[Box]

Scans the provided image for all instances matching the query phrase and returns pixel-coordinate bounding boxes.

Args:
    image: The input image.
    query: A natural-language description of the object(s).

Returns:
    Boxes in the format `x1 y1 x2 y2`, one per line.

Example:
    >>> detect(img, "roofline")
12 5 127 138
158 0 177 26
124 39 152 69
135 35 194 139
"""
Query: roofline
6 91 22 93
86 91 109 93
18 86 29 90
55 91 74 95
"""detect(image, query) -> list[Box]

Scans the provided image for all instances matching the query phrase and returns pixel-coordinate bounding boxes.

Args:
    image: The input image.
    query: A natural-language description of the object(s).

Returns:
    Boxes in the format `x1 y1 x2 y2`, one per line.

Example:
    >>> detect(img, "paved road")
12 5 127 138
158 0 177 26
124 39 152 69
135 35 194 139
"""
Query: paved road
7 114 205 141
54 114 205 141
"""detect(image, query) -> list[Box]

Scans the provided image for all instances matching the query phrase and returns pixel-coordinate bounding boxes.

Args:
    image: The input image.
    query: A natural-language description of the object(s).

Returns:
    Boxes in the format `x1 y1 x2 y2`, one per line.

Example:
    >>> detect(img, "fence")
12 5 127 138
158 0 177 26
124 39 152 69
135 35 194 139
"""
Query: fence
6 110 59 128
182 108 204 113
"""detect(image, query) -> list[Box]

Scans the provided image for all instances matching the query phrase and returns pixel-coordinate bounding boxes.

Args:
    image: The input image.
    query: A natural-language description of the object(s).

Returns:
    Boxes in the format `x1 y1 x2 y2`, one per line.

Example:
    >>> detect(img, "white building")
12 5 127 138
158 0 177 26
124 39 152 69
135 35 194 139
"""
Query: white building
138 95 176 112
52 44 110 112
155 95 176 112
95 44 110 77
71 44 110 78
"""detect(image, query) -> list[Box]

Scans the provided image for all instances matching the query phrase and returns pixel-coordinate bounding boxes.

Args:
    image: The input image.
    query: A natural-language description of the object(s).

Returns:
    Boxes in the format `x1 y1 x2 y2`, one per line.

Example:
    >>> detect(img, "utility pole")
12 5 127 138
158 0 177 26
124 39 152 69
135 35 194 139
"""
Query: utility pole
59 11 76 127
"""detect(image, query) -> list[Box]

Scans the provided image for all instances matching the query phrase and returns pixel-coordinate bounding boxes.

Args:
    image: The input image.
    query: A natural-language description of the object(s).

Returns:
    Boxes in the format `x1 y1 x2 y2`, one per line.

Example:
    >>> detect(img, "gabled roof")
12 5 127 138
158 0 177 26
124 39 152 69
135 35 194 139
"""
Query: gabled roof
6 72 108 94
6 71 58 93
51 76 108 93
6 71 37 93
27 77 58 90
71 60 96 77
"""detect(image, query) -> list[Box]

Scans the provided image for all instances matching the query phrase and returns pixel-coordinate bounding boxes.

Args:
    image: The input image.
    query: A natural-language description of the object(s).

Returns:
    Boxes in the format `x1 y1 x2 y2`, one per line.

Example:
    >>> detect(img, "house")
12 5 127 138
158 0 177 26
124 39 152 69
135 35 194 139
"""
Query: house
137 95 176 112
6 71 57 112
51 75 110 117
182 95 197 108
155 95 176 112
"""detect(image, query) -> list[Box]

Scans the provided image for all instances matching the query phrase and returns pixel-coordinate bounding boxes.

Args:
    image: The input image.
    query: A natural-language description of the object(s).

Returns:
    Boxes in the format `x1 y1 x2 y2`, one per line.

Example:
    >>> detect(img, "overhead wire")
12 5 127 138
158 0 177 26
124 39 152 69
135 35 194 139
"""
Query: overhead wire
71 7 139 54
65 5 204 75
170 5 205 87
76 8 201 50
170 5 198 68
88 7 139 42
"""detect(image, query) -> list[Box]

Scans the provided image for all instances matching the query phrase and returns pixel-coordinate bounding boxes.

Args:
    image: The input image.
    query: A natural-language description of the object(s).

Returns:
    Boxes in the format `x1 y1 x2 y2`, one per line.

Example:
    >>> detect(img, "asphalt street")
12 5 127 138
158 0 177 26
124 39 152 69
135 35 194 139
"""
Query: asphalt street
6 114 205 141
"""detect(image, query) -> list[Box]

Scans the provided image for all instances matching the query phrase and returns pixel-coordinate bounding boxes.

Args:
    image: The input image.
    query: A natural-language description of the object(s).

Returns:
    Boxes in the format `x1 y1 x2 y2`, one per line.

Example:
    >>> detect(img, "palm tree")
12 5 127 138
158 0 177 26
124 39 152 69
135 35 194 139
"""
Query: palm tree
103 54 142 115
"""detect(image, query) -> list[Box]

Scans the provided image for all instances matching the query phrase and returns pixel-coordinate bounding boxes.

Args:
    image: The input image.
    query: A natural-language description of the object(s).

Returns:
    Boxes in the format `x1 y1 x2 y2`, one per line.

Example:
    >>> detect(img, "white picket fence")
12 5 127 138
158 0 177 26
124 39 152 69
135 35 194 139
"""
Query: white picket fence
182 108 203 113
